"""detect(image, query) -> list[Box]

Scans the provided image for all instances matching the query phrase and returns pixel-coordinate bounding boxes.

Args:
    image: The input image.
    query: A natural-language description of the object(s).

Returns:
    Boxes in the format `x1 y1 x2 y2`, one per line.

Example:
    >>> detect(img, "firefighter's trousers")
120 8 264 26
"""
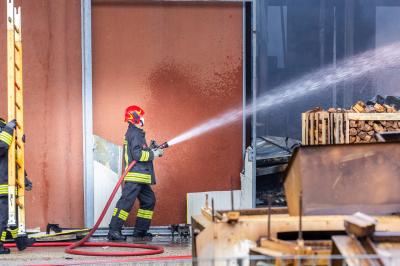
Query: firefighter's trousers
0 196 18 243
109 182 156 233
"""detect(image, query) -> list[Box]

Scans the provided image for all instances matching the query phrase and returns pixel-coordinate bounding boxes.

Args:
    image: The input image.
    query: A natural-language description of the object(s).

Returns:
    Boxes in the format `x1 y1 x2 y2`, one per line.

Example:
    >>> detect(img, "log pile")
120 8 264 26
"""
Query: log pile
349 101 399 143
325 101 398 114
348 120 400 143
302 101 400 145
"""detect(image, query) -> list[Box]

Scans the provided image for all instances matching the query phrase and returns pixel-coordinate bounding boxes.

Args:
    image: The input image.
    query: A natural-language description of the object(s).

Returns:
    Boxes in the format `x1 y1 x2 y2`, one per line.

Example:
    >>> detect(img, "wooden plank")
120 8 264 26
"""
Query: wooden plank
327 113 331 144
194 214 400 261
201 207 213 221
326 113 331 144
238 215 400 233
305 113 310 145
332 236 372 266
338 114 342 144
322 112 326 145
333 114 336 144
302 113 306 145
310 113 314 145
347 113 400 121
34 233 84 242
334 114 339 144
329 113 334 144
250 246 287 256
345 113 350 144
192 215 211 232
315 112 319 144
331 236 385 266
250 246 329 266
218 207 288 216
340 114 345 144
29 229 90 241
259 238 299 254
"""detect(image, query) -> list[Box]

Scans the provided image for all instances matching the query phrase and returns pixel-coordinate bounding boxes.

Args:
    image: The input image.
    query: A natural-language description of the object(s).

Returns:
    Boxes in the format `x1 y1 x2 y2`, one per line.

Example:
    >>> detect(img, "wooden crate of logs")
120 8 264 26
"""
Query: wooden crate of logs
302 102 400 145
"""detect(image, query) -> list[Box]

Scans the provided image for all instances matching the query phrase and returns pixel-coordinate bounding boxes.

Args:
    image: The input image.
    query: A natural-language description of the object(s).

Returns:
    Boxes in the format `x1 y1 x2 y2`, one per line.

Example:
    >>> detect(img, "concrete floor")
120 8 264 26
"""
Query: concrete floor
0 237 192 266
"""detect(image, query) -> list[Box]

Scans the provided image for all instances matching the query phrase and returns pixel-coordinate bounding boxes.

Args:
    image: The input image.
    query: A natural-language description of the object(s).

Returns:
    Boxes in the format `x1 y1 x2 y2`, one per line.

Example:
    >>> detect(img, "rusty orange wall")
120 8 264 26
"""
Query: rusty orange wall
92 3 243 225
0 0 83 229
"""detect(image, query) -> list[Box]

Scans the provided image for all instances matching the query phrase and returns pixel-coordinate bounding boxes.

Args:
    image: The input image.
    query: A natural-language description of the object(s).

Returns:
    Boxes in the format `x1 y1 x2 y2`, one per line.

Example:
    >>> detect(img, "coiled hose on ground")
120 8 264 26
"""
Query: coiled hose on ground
5 160 192 262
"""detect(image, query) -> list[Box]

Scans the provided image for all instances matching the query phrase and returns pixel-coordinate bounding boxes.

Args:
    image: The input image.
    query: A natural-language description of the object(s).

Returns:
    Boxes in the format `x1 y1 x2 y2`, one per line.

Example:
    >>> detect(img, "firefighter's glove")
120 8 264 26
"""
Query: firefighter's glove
149 140 159 150
6 119 16 130
25 176 33 191
152 148 164 158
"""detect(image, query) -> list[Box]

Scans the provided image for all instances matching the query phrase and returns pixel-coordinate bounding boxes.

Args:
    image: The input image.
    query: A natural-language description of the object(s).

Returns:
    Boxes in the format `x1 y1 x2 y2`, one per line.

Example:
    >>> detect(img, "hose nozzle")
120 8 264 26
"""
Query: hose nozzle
157 142 169 149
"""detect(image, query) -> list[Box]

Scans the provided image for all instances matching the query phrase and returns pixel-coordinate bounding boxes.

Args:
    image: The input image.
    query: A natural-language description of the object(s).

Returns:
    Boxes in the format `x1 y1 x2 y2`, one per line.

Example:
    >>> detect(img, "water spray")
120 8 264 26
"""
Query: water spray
164 42 400 147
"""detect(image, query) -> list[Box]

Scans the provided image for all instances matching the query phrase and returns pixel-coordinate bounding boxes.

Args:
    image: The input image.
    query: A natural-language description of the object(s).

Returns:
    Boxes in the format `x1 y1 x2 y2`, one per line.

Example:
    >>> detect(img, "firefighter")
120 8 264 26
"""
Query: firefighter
108 105 164 241
0 118 33 254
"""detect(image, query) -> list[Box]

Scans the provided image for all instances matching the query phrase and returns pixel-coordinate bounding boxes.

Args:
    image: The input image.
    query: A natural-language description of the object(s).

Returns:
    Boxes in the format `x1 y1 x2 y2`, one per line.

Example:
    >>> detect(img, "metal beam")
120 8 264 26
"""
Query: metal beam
81 0 94 228
242 1 246 158
251 0 257 208
93 0 251 3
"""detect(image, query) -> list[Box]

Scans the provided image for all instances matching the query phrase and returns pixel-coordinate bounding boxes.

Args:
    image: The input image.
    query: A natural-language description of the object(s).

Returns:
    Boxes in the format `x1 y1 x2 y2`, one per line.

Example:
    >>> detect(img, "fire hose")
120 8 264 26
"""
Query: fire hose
4 160 163 257
64 159 165 256
4 142 191 260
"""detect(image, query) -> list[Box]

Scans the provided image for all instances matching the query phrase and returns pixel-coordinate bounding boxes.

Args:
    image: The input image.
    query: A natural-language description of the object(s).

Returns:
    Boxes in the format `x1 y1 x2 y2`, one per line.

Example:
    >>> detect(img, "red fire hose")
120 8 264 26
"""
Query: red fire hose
64 160 166 256
5 161 167 257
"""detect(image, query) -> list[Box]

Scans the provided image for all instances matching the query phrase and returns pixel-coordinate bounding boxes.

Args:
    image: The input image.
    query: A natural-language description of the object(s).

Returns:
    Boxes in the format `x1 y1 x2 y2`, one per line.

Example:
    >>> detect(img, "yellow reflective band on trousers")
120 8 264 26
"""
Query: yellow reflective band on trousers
137 209 153 220
8 228 18 239
124 172 151 184
0 231 6 242
0 131 12 146
0 184 7 195
118 209 129 221
139 150 150 162
112 208 118 217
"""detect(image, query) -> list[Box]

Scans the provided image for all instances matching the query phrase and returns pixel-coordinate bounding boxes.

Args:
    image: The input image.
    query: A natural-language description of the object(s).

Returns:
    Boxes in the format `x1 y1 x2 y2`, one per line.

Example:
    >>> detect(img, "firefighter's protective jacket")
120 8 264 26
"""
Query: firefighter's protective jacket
0 125 14 197
123 124 156 185
0 125 30 196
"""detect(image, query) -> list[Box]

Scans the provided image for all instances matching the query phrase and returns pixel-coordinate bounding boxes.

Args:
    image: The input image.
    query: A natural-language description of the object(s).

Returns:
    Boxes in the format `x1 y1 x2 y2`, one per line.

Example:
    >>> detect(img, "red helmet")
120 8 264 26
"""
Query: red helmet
125 105 145 125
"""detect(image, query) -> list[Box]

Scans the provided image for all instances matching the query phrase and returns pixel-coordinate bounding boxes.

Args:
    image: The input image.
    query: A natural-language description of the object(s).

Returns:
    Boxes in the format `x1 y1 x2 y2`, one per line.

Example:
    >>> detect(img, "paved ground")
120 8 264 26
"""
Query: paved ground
0 237 192 266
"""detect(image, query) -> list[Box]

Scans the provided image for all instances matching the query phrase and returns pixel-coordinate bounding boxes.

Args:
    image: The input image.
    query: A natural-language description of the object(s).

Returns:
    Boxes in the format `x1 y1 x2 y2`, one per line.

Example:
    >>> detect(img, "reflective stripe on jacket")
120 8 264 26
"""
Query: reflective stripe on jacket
0 126 13 196
123 124 156 185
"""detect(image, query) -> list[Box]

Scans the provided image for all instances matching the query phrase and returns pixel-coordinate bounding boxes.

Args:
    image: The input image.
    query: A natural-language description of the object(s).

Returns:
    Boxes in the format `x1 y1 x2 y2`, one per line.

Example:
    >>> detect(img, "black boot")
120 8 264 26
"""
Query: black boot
107 230 127 241
132 230 153 240
0 243 10 254
16 235 36 251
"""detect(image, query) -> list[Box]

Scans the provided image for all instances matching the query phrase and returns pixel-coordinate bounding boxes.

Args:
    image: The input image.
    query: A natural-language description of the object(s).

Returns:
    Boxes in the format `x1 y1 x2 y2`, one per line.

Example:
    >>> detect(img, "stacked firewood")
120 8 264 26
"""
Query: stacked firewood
325 101 399 114
348 120 400 143
349 101 399 143
350 101 398 113
304 101 400 144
